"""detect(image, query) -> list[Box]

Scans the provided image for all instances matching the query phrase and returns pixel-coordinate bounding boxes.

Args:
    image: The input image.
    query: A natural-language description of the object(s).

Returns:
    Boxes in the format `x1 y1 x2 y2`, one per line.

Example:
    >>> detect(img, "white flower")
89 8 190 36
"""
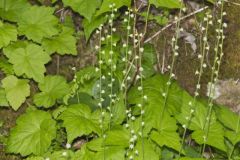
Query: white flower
62 151 67 156
135 150 139 155
95 45 99 50
223 23 227 28
175 45 179 50
162 93 166 97
143 95 148 100
103 134 106 139
196 84 201 89
130 144 134 149
131 116 135 121
66 143 71 149
203 36 207 42
190 109 194 113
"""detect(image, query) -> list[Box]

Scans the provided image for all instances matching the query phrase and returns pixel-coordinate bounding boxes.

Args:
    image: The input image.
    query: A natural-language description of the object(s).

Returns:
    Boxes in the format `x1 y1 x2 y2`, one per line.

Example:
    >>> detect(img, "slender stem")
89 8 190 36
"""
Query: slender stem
201 1 225 156
159 0 184 130
178 12 211 157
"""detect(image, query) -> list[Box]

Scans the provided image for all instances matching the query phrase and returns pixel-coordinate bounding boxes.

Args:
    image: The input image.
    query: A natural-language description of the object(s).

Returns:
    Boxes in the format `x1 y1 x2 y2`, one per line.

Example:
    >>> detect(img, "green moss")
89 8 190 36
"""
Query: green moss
220 0 240 78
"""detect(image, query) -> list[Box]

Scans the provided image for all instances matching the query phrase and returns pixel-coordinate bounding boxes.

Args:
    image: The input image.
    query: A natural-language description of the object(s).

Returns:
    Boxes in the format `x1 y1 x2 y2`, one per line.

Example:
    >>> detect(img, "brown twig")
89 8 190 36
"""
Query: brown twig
144 6 209 43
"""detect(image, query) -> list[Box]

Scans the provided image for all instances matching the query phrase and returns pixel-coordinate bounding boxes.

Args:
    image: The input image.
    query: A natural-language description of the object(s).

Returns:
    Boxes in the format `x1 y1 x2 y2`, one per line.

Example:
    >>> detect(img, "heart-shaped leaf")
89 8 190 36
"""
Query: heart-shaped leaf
7 110 56 156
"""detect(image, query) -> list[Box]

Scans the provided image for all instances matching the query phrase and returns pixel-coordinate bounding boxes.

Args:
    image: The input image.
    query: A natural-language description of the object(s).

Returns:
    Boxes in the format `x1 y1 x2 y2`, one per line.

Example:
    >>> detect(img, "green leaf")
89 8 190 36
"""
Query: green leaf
215 105 240 132
176 98 227 152
44 150 74 160
104 128 129 147
215 105 240 145
0 21 17 48
140 12 168 26
176 158 205 160
128 75 184 132
87 138 126 160
0 57 14 75
17 6 59 42
149 0 182 9
150 113 182 153
26 150 74 160
59 104 104 143
83 14 108 40
95 146 125 160
191 122 226 152
142 44 156 78
2 75 30 110
0 0 31 22
4 42 51 82
7 110 56 156
96 0 131 16
225 130 240 146
62 0 101 21
111 94 126 125
130 139 159 160
73 145 96 160
37 0 58 4
34 75 70 108
75 66 100 84
0 88 9 107
26 157 44 160
42 27 77 55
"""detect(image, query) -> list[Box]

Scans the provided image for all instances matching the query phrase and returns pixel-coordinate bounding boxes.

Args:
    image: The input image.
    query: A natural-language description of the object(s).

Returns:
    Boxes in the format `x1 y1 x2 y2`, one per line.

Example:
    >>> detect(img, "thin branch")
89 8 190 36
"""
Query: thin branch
144 6 209 43
224 0 240 6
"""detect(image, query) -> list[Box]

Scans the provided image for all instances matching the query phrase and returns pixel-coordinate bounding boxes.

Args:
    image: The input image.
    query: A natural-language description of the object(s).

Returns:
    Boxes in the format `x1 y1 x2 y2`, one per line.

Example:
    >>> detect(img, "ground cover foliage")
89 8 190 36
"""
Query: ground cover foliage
0 0 240 159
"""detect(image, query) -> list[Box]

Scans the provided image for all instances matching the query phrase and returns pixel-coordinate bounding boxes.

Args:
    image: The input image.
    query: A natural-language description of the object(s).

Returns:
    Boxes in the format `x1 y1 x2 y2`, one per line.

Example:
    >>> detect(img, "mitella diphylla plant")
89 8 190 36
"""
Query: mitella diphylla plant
0 0 239 160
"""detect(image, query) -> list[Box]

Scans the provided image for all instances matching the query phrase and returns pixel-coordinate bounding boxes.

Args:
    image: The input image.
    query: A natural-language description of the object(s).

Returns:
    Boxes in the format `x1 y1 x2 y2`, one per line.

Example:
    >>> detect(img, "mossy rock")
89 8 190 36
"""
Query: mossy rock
221 0 240 78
